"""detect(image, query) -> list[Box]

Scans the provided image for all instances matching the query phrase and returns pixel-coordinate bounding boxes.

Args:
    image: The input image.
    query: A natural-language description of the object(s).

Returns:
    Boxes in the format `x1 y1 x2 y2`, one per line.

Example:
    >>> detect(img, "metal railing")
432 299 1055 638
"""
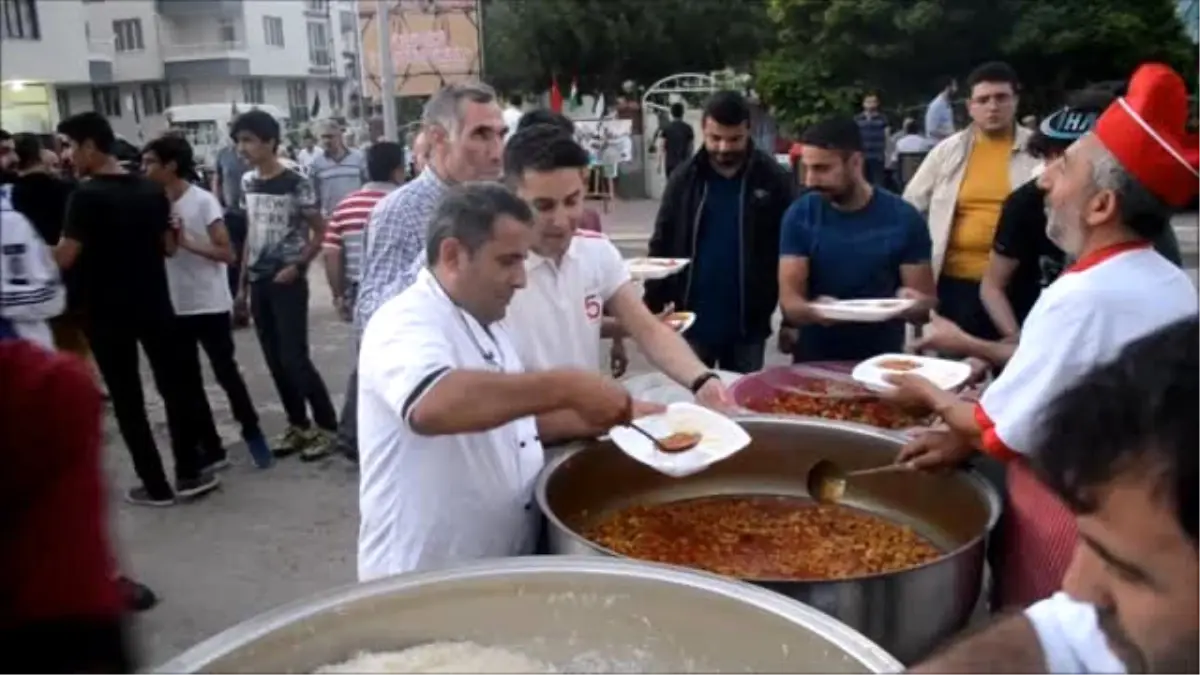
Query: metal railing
160 40 247 60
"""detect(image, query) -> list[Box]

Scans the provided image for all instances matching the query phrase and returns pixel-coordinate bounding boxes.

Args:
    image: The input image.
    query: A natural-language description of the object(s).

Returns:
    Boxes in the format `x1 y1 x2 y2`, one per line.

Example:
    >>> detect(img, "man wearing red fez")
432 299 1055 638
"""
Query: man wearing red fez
883 62 1200 609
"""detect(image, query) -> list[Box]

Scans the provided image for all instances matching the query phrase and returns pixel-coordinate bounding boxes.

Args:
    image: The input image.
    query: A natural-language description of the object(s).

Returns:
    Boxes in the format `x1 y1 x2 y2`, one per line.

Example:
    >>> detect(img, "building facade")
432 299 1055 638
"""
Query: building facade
1 0 361 141
1179 0 1199 43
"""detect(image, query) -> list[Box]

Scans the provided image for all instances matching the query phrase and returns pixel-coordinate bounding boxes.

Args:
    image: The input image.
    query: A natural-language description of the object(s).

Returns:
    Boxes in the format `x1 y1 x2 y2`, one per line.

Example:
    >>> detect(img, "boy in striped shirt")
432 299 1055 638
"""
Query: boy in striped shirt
322 141 406 461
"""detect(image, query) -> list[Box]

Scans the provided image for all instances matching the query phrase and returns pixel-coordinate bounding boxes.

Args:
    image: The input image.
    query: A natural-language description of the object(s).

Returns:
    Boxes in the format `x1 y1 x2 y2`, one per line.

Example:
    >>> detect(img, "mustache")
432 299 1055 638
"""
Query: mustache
1097 606 1146 673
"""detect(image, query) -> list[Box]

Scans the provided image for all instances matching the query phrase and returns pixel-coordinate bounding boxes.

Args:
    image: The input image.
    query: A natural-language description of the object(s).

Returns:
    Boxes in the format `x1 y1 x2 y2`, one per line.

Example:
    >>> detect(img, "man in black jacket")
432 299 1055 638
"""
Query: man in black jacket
644 91 794 372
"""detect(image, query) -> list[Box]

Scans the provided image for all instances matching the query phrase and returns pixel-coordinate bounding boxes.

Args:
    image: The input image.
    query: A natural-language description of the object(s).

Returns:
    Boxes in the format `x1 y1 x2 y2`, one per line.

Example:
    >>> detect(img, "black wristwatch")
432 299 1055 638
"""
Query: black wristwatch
689 371 720 394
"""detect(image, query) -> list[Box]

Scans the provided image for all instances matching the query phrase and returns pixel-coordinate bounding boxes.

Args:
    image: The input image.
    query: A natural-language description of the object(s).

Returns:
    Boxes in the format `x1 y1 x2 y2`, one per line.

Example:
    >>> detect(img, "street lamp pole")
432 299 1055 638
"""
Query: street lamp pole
375 0 398 140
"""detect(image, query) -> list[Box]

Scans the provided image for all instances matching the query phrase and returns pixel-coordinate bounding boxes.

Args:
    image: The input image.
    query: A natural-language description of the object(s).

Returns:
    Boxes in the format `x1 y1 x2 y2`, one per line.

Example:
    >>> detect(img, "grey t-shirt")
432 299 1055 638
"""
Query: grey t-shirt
240 167 318 282
310 148 366 216
215 145 250 215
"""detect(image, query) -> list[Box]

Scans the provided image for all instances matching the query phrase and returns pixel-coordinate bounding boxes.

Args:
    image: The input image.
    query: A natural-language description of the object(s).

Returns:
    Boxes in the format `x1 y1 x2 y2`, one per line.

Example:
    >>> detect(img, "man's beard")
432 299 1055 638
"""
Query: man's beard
813 183 855 206
1045 204 1084 257
711 151 745 170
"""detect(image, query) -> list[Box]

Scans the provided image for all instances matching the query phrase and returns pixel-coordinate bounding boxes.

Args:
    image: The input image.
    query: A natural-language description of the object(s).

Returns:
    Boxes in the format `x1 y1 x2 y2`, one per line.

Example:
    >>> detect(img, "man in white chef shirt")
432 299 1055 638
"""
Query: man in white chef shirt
884 63 1199 611
910 319 1198 674
501 124 735 408
356 182 657 581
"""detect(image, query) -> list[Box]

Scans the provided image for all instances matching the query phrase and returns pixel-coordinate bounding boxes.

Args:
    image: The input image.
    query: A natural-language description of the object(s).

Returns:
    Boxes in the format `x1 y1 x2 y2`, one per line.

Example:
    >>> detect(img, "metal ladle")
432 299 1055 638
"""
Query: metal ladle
624 422 701 454
806 459 911 503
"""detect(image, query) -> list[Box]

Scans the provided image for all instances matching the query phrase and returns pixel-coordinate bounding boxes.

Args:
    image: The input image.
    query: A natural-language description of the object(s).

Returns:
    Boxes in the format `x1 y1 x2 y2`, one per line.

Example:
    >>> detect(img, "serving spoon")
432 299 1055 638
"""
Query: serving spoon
623 422 701 454
806 459 911 503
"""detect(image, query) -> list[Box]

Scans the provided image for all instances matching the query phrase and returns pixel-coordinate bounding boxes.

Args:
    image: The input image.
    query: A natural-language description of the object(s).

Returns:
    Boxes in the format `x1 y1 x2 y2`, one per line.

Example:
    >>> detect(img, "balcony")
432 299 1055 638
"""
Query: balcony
308 61 335 76
88 38 115 62
155 0 243 18
161 40 250 79
88 39 115 83
162 40 248 61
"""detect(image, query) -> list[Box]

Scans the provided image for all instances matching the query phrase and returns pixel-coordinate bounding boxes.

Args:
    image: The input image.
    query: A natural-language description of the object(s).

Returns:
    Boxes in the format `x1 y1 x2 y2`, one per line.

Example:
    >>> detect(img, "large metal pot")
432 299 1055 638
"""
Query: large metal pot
157 557 901 674
536 416 1001 665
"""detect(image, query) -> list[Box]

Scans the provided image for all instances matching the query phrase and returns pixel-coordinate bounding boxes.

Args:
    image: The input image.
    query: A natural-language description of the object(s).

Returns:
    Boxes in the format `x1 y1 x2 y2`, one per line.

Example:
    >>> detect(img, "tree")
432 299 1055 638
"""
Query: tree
481 0 773 98
755 0 1196 132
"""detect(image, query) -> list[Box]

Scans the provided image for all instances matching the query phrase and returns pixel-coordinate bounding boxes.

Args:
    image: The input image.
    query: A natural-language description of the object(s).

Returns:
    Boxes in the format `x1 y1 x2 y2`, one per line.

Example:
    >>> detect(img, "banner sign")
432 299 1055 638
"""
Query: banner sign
359 0 482 99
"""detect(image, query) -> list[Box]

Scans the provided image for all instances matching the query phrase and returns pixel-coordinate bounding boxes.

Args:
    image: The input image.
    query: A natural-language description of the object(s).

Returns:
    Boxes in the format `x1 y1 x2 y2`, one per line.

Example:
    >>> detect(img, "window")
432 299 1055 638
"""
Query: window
141 83 170 115
218 18 237 44
305 0 328 12
307 21 330 66
263 16 284 47
287 80 309 121
113 18 144 52
91 86 122 117
328 81 344 112
56 89 71 119
241 79 264 104
2 0 41 40
339 10 355 36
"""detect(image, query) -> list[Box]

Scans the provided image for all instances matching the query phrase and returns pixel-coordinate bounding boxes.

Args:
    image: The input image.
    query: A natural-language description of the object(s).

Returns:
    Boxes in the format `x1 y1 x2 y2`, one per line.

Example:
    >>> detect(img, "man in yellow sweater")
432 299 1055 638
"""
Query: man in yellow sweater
904 61 1039 341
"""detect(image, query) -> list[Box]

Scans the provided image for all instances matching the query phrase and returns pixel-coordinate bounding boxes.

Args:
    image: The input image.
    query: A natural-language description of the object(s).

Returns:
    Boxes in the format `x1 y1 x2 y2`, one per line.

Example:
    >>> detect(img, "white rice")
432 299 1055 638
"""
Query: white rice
315 641 557 674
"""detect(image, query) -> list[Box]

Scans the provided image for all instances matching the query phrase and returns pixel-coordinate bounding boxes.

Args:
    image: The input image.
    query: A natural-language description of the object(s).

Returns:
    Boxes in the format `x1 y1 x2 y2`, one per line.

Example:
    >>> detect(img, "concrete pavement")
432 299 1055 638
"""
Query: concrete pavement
104 198 1198 666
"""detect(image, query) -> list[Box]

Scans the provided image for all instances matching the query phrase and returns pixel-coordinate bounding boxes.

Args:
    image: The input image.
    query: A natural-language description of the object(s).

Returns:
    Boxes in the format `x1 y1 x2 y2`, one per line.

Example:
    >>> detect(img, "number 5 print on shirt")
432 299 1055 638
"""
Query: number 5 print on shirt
584 293 602 320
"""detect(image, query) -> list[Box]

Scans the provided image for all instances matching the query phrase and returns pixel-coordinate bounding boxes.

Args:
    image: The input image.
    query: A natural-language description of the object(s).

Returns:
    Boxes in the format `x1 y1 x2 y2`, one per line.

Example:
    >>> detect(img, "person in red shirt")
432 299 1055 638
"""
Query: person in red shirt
0 332 135 672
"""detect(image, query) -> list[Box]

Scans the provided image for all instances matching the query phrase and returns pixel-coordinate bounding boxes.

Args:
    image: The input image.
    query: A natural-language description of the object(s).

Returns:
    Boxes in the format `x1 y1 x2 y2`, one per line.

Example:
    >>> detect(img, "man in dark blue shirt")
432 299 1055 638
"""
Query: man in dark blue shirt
854 93 890 187
779 116 936 362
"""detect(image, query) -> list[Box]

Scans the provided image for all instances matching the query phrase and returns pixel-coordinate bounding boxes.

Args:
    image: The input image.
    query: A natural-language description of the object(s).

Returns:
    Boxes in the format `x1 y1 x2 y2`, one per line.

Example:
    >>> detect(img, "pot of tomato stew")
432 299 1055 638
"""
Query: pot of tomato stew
535 416 1001 665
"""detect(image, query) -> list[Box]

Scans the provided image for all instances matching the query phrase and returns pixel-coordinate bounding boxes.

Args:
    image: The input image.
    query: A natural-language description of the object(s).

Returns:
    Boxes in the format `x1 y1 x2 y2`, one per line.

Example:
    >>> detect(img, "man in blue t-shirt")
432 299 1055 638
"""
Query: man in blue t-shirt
779 116 936 362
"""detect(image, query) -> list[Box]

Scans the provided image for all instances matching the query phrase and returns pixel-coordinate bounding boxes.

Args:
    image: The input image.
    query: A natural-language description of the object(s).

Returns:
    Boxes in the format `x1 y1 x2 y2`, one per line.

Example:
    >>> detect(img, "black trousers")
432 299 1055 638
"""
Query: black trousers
224 211 247 299
687 338 766 374
177 311 261 442
86 312 206 492
249 277 337 431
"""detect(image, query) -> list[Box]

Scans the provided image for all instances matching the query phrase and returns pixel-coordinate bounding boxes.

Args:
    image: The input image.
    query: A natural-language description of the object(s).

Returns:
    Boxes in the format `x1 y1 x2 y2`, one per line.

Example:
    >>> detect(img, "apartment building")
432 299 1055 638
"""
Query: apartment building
1 0 362 141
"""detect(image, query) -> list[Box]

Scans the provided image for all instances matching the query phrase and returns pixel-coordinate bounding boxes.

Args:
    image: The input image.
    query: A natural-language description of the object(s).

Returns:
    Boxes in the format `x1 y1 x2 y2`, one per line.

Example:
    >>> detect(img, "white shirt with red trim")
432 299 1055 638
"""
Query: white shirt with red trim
505 231 631 372
976 244 1197 458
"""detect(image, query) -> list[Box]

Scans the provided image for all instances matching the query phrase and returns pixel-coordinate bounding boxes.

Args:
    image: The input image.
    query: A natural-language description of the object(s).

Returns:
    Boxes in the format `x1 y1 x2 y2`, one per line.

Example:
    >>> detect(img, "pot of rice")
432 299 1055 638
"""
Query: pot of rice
156 556 901 674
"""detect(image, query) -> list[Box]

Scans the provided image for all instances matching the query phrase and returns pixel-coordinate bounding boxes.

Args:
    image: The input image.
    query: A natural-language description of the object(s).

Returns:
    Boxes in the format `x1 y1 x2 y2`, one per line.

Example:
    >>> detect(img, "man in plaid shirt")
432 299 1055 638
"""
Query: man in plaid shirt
354 82 506 336
322 141 405 460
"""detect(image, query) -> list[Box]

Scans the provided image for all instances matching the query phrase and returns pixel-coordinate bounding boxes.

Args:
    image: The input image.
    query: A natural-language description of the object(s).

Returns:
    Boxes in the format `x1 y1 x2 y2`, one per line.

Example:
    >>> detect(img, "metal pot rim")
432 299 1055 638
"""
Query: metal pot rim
155 556 903 674
535 415 1002 585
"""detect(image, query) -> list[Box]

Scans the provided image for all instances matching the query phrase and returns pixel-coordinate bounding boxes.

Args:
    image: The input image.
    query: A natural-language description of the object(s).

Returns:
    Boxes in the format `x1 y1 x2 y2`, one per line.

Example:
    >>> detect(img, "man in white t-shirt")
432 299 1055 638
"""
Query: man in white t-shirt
501 94 523 143
501 123 735 408
909 319 1197 674
357 182 658 580
0 191 62 350
142 135 273 470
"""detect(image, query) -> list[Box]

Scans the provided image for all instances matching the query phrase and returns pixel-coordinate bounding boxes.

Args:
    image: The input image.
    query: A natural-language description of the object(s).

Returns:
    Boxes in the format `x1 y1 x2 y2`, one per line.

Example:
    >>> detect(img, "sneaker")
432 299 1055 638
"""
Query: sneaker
244 431 274 469
201 448 231 473
175 473 221 500
125 486 175 507
299 428 335 462
272 426 309 458
118 576 159 613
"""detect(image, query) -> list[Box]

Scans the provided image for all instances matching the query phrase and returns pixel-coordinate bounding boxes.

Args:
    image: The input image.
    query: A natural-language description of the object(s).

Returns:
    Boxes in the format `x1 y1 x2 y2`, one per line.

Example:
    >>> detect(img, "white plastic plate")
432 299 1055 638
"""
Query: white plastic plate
810 298 916 323
626 257 690 281
664 311 696 333
852 353 972 393
608 402 751 478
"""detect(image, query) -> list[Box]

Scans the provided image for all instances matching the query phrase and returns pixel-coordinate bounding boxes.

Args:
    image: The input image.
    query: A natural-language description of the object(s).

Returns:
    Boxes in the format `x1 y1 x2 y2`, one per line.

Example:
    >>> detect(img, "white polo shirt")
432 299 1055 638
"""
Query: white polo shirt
505 231 630 371
356 268 545 581
1025 593 1126 673
976 245 1197 458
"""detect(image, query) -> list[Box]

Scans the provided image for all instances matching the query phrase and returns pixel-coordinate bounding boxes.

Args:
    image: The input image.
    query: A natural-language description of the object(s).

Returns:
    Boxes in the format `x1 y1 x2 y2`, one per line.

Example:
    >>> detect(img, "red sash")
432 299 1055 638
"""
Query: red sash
998 460 1078 609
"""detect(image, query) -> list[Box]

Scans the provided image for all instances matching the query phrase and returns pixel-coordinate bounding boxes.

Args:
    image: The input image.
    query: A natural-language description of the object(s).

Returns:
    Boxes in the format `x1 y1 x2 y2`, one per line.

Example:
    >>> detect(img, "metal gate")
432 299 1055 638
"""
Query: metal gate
640 73 718 199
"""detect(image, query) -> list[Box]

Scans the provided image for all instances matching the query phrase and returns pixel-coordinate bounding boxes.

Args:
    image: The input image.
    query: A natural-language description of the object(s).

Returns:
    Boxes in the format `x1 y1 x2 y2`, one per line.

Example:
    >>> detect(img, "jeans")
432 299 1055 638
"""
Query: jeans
87 312 206 493
937 275 1001 343
177 311 261 440
686 338 766 374
224 211 247 299
249 276 338 431
864 158 886 187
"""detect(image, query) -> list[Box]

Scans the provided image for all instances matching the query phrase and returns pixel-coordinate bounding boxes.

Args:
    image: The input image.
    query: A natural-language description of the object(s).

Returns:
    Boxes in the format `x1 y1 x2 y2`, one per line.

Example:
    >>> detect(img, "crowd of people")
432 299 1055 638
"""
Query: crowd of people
0 54 1197 673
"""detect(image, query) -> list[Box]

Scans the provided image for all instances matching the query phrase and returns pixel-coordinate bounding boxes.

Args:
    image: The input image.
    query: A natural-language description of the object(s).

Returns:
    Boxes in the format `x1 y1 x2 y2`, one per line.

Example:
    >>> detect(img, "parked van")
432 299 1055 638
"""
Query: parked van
164 103 288 169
